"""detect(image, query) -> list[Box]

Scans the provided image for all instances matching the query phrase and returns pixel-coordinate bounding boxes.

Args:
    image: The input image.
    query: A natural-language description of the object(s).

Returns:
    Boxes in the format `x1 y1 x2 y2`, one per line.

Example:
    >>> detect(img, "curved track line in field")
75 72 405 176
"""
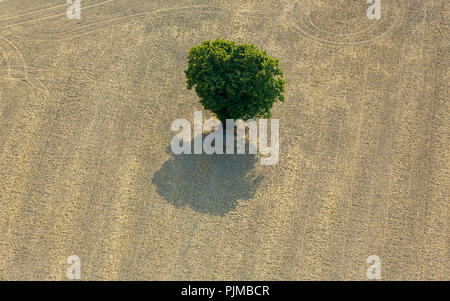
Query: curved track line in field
0 0 118 32
0 0 117 22
0 65 51 78
305 1 379 38
289 9 402 45
0 36 27 80
284 0 406 45
19 5 223 41
2 2 273 41
0 1 68 22
287 0 363 43
0 36 49 97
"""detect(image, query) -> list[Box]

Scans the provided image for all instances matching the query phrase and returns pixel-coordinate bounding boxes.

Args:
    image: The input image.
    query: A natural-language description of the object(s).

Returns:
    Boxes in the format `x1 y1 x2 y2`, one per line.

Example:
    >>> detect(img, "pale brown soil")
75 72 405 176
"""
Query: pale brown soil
0 0 448 280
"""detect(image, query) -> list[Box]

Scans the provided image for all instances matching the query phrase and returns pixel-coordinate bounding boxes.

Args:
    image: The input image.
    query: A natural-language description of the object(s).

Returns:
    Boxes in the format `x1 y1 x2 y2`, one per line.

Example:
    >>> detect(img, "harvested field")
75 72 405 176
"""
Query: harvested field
0 0 448 280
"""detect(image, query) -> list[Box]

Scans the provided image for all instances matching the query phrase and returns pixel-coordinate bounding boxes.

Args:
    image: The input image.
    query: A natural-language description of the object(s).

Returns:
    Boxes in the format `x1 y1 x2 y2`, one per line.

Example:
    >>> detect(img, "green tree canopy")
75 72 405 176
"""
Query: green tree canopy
185 39 285 123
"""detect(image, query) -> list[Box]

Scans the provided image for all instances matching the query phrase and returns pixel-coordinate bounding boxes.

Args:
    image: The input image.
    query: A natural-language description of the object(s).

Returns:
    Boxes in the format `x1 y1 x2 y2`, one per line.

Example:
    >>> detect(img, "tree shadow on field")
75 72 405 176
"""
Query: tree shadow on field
152 133 263 216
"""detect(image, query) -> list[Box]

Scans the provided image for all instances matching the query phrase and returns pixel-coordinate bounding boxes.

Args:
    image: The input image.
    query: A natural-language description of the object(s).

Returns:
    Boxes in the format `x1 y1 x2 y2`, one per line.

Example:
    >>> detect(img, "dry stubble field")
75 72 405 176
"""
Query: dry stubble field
0 0 448 280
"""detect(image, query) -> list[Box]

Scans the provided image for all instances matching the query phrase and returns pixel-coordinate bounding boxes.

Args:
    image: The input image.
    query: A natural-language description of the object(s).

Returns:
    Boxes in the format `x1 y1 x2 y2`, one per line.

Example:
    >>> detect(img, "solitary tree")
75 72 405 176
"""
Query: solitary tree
185 39 285 124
